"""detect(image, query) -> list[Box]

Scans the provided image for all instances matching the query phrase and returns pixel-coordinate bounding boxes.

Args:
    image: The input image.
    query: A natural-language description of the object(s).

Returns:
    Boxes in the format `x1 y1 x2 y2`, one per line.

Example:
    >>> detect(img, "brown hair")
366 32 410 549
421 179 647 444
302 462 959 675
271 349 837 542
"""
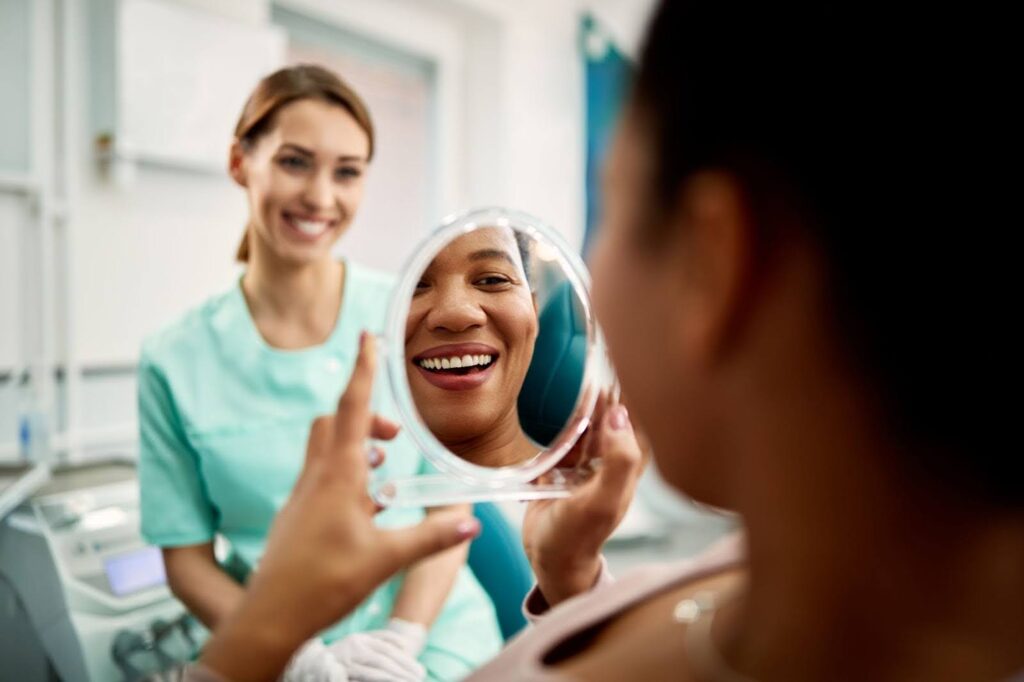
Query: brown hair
233 64 374 262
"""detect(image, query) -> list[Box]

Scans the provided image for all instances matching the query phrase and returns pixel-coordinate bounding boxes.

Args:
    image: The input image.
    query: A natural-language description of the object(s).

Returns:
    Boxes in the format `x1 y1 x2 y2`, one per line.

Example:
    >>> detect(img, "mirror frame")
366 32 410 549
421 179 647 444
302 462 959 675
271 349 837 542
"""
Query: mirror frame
383 207 604 485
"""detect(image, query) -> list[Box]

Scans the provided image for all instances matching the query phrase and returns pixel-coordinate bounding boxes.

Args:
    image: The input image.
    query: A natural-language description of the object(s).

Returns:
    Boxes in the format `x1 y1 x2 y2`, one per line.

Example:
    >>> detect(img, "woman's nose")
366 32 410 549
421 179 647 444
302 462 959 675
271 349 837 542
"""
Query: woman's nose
426 287 487 333
301 170 335 211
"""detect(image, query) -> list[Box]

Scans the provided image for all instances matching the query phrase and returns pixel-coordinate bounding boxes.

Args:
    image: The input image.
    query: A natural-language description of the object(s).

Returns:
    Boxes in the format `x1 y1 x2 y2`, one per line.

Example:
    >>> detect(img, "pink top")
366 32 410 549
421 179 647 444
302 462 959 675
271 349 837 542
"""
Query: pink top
465 533 744 681
184 532 1024 681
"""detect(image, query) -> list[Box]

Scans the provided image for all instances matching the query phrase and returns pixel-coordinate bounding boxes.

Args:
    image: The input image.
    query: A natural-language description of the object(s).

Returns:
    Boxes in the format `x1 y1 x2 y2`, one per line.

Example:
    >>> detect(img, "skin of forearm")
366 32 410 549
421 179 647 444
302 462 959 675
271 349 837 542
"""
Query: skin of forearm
164 545 247 630
390 505 471 626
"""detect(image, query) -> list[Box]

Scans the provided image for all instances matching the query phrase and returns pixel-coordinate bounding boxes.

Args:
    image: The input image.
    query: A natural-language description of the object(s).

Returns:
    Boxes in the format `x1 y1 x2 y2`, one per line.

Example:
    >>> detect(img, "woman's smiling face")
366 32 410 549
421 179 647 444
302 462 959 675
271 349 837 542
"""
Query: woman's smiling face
406 227 539 456
231 98 370 265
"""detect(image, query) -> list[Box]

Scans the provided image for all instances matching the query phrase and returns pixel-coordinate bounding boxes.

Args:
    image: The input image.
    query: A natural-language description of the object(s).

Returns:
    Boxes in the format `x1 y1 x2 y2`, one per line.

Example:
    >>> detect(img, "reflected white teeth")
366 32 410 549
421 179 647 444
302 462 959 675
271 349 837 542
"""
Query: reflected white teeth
418 354 493 370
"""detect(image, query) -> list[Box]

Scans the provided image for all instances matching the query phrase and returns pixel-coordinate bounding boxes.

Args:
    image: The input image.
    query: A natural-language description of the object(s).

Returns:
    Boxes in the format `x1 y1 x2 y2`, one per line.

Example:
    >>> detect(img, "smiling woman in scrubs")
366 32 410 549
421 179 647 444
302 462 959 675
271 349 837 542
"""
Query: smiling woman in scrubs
137 65 501 681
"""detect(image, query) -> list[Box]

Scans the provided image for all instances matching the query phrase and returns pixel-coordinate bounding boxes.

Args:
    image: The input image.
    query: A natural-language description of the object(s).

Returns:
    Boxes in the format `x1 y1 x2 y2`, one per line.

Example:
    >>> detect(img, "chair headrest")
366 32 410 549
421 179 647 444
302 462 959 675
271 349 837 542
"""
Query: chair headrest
517 280 587 446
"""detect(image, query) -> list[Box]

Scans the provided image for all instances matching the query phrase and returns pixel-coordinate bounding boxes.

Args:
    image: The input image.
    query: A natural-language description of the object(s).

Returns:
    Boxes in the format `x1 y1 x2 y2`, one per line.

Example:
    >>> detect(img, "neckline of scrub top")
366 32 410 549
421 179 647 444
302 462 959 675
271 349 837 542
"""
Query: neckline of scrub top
230 258 357 360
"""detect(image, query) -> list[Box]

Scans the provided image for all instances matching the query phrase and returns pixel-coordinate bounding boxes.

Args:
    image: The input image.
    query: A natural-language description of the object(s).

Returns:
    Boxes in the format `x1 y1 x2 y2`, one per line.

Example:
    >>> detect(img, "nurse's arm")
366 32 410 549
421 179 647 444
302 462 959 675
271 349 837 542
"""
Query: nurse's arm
390 503 472 627
163 542 245 630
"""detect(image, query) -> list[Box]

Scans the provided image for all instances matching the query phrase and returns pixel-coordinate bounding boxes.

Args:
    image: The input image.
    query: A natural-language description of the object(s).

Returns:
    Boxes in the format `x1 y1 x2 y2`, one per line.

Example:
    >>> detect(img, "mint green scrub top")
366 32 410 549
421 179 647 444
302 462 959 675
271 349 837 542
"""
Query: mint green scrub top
138 261 502 680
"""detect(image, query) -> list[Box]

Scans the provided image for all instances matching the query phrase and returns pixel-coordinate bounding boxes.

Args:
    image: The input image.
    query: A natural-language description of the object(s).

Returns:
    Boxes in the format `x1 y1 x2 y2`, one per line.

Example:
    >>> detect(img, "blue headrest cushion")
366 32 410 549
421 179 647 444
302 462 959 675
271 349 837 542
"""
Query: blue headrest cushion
517 280 587 446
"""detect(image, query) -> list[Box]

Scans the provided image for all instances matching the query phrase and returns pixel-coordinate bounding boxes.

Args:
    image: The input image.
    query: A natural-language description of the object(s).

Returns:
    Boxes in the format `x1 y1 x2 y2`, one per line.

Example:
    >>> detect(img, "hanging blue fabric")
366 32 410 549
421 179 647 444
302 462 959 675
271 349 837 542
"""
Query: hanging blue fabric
581 14 632 256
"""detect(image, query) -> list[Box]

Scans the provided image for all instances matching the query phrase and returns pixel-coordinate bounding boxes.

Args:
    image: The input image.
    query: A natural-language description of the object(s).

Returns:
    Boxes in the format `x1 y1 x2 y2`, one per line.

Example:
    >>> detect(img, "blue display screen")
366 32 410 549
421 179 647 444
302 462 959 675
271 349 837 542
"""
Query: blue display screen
103 546 167 596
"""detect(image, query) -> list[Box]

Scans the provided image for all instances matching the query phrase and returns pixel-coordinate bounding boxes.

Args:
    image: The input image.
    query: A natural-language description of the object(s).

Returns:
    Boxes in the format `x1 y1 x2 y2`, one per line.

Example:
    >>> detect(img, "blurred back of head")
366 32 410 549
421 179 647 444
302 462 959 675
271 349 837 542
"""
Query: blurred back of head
632 2 1015 506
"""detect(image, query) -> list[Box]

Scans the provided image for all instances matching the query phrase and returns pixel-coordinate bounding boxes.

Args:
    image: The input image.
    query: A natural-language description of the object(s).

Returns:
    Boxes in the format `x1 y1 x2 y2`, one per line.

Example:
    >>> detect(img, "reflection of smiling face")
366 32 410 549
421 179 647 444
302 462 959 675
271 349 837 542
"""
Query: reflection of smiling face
406 228 539 462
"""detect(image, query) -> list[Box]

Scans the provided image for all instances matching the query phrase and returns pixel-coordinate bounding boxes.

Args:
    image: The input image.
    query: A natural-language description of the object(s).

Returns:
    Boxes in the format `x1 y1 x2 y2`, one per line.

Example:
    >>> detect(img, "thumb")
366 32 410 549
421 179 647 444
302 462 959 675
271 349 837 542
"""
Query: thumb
590 404 644 497
378 511 481 572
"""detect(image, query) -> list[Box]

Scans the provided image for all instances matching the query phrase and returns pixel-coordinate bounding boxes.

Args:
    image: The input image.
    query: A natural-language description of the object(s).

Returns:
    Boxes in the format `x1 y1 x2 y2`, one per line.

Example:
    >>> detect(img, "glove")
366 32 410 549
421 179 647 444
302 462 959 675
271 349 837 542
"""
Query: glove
371 619 428 659
282 639 349 682
327 623 426 682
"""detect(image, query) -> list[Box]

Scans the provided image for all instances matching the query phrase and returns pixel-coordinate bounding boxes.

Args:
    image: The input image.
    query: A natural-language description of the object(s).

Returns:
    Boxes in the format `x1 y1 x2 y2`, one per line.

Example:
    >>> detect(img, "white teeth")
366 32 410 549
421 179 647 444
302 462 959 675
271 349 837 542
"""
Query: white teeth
293 218 330 236
417 354 495 370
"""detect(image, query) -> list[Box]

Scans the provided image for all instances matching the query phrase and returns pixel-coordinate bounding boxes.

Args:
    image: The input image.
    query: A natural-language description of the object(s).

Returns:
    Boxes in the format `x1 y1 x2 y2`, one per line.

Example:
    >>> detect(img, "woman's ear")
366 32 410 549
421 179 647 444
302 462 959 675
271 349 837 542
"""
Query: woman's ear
228 140 248 188
669 171 754 366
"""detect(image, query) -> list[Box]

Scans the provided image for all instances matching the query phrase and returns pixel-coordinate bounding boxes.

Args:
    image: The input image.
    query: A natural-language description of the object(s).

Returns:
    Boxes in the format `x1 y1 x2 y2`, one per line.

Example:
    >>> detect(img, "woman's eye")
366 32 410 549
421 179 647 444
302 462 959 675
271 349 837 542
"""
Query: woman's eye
476 275 513 288
413 280 430 295
278 155 310 170
335 167 362 181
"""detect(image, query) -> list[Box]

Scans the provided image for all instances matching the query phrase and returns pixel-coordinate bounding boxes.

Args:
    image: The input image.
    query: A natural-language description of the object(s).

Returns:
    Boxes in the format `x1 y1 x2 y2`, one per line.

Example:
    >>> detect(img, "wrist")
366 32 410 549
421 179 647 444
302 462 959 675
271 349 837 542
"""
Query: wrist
534 552 603 607
201 598 310 681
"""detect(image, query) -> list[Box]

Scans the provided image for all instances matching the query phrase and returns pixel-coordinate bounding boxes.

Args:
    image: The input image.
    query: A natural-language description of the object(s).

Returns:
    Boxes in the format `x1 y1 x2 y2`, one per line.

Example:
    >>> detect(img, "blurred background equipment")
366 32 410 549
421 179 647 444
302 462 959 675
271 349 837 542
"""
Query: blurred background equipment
0 459 205 681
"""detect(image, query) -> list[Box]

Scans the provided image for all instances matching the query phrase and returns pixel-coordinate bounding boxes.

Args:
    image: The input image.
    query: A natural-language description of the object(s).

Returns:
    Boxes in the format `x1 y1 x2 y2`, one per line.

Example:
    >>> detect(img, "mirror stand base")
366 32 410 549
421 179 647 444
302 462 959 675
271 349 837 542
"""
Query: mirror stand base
371 473 579 508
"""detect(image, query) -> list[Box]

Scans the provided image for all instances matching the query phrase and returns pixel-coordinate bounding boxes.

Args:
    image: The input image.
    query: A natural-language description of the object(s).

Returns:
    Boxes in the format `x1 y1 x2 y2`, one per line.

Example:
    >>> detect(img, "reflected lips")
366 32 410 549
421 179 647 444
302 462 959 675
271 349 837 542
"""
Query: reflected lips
411 343 499 392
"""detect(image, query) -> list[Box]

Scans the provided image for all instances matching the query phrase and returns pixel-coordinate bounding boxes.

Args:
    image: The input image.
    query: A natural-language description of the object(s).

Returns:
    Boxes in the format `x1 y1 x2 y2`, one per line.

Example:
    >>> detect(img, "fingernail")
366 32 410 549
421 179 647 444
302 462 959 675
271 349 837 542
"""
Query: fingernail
359 330 368 346
455 519 480 539
367 447 383 466
608 404 629 431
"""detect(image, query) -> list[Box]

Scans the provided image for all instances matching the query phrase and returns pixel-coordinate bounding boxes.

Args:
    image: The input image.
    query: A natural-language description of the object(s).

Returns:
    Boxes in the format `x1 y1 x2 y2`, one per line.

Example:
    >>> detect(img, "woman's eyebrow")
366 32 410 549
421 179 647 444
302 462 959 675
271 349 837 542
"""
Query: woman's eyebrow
278 143 365 163
279 143 314 156
468 249 516 266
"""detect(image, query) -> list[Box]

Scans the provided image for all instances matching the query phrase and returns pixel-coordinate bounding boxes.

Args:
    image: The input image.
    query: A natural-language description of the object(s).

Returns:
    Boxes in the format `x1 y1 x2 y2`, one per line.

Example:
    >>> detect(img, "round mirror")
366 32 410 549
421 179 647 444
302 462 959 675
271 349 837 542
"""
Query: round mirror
376 208 610 506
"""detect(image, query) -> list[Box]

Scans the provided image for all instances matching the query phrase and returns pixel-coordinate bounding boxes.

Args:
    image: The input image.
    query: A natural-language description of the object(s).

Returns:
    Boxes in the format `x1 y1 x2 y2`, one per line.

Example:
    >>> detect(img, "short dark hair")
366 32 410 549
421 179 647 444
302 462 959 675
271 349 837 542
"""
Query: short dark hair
633 2 1014 505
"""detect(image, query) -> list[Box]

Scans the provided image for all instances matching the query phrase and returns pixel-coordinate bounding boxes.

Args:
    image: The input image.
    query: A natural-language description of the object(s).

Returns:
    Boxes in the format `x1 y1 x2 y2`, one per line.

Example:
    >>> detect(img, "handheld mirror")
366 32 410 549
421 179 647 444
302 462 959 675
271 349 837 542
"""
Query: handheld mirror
373 207 613 507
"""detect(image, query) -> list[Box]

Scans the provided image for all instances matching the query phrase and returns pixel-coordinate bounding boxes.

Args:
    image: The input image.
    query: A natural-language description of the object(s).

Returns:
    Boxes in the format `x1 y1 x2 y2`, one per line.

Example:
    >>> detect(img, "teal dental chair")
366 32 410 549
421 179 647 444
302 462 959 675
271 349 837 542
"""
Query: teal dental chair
517 280 588 446
468 503 533 640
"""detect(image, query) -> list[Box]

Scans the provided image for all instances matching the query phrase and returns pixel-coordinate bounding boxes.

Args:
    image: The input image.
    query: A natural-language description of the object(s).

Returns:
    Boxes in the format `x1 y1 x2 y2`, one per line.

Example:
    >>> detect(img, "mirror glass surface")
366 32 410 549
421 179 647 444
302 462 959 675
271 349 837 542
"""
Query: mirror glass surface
381 208 607 496
403 224 588 469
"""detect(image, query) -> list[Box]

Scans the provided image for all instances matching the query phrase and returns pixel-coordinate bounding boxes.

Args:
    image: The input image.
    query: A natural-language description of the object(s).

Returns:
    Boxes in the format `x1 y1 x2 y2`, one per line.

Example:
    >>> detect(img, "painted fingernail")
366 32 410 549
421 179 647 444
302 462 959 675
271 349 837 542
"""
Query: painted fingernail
608 404 629 431
455 519 480 538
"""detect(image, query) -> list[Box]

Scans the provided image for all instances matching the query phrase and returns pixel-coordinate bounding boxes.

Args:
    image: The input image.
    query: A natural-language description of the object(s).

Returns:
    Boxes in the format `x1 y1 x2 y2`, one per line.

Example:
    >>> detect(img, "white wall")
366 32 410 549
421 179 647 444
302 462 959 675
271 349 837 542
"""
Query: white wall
72 169 245 366
0 0 32 173
0 195 27 373
448 0 657 247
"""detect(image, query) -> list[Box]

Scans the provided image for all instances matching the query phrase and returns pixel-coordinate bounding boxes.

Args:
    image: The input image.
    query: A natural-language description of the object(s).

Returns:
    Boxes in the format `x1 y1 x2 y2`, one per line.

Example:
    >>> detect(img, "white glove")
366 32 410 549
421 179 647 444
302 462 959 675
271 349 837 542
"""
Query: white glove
327 621 426 682
282 639 349 682
373 619 428 659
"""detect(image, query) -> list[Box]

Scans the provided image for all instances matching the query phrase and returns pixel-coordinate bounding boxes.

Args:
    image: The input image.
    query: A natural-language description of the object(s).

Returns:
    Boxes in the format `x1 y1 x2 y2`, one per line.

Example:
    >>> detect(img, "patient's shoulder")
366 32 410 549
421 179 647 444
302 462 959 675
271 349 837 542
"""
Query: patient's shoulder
611 532 744 592
468 532 745 681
